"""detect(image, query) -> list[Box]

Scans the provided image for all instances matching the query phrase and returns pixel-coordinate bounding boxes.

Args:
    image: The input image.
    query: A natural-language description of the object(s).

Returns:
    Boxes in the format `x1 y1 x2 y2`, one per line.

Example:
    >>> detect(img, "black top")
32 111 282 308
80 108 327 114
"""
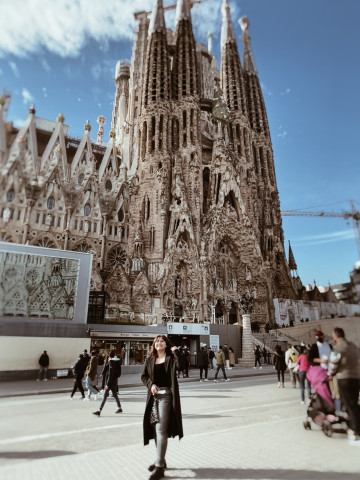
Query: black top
154 362 171 388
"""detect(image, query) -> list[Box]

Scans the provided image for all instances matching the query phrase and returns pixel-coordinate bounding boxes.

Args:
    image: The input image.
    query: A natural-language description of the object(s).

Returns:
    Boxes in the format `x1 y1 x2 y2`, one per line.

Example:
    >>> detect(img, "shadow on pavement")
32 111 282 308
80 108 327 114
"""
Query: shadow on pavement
167 468 360 479
0 450 75 460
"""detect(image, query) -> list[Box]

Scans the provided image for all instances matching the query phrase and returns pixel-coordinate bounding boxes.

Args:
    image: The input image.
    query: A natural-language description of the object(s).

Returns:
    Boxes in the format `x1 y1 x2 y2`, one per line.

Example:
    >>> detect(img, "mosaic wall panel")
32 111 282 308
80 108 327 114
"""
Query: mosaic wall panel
0 252 80 320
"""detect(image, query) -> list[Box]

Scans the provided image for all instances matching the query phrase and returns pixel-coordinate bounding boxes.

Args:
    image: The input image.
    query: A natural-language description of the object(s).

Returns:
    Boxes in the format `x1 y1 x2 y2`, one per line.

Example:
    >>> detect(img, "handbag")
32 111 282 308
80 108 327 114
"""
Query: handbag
150 395 159 425
293 364 300 373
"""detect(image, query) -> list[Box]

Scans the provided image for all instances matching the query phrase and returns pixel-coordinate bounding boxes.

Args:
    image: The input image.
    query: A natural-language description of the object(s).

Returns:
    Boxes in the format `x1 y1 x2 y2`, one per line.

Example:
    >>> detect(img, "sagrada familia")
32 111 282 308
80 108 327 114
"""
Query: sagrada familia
0 0 305 326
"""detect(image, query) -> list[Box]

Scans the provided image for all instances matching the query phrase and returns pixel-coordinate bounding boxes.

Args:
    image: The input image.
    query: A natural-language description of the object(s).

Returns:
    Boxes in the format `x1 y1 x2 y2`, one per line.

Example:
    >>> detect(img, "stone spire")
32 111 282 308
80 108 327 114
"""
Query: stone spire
220 0 236 49
142 0 171 107
219 0 247 115
148 0 166 37
288 241 298 272
239 16 257 74
175 0 191 25
239 16 269 136
173 0 199 99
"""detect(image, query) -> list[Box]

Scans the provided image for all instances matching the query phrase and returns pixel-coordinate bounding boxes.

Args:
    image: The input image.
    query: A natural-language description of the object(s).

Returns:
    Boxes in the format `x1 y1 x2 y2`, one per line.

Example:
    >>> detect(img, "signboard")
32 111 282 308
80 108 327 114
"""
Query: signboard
56 369 69 377
209 335 219 352
166 322 210 335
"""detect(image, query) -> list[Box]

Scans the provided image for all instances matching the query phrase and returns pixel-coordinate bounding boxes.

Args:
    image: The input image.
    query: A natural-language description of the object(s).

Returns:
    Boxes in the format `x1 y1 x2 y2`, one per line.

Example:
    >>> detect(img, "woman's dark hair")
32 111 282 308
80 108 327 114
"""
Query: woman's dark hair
149 335 173 357
300 345 308 355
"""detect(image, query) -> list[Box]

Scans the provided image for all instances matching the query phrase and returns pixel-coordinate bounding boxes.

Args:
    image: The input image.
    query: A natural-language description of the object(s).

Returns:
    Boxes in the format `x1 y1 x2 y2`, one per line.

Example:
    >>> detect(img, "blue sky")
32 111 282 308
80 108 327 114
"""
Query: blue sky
1 0 359 287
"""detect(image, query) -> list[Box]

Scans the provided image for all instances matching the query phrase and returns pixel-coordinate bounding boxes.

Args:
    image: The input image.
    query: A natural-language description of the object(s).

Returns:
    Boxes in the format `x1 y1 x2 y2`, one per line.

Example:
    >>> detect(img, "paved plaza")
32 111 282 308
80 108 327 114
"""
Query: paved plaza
0 366 359 480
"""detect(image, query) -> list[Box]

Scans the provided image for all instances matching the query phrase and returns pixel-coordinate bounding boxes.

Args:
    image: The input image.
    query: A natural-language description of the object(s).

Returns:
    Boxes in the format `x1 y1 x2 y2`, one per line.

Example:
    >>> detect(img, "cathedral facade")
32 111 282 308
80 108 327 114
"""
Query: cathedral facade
0 0 298 327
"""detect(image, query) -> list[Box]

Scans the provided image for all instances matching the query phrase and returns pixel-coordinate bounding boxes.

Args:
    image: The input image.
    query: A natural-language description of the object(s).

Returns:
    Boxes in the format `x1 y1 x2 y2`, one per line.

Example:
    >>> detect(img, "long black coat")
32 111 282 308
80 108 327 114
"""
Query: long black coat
274 351 286 371
141 350 184 446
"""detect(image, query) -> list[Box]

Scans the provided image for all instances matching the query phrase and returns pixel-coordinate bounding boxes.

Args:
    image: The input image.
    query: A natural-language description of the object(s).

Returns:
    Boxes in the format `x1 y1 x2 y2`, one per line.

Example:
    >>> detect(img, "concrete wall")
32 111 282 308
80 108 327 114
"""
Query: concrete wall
277 317 360 347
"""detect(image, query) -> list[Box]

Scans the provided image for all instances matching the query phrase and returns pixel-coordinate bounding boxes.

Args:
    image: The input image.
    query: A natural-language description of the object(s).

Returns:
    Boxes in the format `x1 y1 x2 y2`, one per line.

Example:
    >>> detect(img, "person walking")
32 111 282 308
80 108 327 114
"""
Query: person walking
229 346 235 369
141 335 184 480
37 350 49 381
208 348 215 370
274 345 286 388
253 345 262 369
84 351 100 401
296 346 311 404
214 345 230 382
331 327 360 445
308 330 331 369
92 350 122 416
222 344 230 370
285 344 299 388
70 353 87 399
197 346 209 382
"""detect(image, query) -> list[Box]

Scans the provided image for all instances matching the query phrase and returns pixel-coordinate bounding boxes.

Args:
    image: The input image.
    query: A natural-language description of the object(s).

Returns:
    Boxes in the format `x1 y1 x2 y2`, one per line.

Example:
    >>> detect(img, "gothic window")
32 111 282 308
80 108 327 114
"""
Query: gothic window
151 116 156 152
105 180 112 191
7 189 15 202
159 115 163 151
202 167 210 214
47 196 55 210
182 111 187 146
118 207 124 223
84 204 91 216
73 243 93 254
33 237 57 249
107 246 126 268
78 173 85 185
142 121 147 158
175 276 182 299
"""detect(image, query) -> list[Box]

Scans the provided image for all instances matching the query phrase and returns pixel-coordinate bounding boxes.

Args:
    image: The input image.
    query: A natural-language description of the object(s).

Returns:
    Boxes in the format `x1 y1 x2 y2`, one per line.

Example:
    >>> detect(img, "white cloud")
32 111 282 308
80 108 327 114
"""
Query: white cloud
42 87 48 98
21 87 34 105
9 60 20 77
0 0 237 58
293 229 355 247
41 59 51 73
277 125 287 138
260 82 273 97
280 88 291 95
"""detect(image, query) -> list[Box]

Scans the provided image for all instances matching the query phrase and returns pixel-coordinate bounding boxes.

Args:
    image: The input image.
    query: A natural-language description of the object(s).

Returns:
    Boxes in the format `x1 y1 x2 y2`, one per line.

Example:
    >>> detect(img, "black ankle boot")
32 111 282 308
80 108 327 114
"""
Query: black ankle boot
149 466 164 480
148 460 167 472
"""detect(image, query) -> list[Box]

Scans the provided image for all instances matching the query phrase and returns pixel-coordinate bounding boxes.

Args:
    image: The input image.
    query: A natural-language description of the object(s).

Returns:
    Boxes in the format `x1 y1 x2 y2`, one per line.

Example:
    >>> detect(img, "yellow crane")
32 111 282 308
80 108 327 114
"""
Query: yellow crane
281 200 360 259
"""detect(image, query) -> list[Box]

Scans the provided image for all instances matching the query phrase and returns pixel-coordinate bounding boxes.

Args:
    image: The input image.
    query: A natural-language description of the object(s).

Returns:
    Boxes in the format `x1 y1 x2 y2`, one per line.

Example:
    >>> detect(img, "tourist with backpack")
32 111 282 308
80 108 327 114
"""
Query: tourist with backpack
285 344 299 388
92 350 123 416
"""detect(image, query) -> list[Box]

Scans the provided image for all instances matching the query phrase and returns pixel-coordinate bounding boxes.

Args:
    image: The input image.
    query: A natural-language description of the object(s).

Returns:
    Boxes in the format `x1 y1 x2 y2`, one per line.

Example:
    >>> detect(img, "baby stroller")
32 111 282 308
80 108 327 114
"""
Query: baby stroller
303 366 348 437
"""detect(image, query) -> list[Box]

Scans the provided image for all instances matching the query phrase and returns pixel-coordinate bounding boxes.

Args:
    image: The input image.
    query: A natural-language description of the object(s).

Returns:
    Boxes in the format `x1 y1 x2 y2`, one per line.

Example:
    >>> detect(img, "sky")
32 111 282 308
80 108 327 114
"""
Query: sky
0 0 359 288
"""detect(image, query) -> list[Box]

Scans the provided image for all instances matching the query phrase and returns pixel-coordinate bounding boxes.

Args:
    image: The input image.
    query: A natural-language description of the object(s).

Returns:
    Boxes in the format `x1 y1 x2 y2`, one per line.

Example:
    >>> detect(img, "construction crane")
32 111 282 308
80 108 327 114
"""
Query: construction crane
281 200 360 259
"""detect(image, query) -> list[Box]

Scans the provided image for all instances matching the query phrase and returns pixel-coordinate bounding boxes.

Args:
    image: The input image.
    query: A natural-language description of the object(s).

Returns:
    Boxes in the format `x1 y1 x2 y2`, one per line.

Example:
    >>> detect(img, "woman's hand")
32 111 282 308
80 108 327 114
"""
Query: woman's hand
151 384 158 395
171 346 178 353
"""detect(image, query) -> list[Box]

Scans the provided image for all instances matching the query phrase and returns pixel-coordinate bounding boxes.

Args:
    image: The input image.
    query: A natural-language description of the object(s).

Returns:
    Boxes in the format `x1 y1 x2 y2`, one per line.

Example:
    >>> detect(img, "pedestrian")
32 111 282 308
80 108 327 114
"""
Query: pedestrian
37 350 49 381
262 346 268 365
274 345 286 388
308 330 331 370
253 345 262 369
92 350 123 416
83 349 90 366
70 353 87 399
141 335 184 480
229 346 235 369
222 344 230 369
208 348 215 370
214 345 230 382
295 346 311 404
197 346 209 382
285 344 299 388
84 351 100 401
181 346 190 378
331 327 360 445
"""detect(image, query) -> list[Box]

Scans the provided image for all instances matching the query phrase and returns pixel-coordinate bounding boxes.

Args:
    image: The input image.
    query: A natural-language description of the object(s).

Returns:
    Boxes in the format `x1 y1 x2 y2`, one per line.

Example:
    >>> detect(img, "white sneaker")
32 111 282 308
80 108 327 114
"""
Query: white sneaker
200 379 203 382
44 378 48 382
204 378 209 382
84 397 90 402
225 379 230 382
300 401 305 405
214 379 218 383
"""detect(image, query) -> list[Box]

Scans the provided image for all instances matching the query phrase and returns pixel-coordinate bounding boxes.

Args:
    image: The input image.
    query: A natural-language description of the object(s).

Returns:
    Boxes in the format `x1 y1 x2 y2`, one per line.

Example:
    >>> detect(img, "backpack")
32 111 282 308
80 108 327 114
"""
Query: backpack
289 349 299 363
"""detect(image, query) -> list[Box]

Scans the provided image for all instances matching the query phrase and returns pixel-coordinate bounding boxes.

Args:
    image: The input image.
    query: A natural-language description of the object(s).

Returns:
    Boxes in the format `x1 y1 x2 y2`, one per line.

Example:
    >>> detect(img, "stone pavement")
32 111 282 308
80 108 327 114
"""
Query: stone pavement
0 371 359 480
0 364 274 398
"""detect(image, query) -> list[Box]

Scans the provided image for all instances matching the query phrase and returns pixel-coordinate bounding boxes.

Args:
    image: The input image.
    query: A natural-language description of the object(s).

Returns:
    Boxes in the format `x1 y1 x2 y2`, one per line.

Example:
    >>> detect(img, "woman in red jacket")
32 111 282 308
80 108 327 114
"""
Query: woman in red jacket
296 346 311 404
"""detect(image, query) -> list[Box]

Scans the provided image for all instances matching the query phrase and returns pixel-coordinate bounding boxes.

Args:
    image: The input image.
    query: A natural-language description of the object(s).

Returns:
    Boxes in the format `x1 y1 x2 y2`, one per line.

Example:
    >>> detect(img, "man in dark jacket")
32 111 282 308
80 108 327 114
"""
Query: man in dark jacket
70 353 87 399
92 350 122 416
37 350 49 381
197 346 209 382
332 327 360 444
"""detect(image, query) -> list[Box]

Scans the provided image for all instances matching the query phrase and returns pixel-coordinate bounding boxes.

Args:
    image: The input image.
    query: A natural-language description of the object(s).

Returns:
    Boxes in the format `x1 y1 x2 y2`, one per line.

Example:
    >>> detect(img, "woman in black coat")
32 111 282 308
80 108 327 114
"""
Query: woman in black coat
274 345 287 388
141 335 184 480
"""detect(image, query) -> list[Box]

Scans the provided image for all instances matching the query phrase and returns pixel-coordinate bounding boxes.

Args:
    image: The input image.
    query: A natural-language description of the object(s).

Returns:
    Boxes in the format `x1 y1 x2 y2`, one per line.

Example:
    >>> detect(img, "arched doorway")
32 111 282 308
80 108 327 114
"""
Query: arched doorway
229 302 237 324
215 300 224 323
